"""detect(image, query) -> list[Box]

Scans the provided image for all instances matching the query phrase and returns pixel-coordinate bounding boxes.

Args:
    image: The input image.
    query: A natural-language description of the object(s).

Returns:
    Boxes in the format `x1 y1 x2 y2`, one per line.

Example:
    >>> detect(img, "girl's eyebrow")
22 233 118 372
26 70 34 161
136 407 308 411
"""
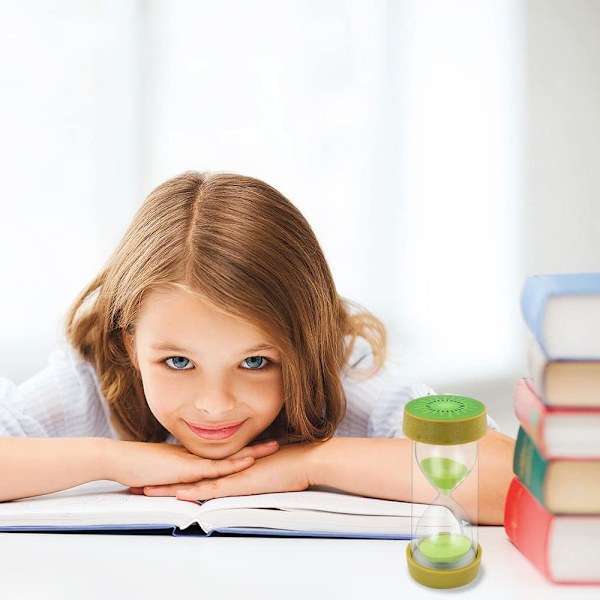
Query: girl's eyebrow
149 342 277 354
243 343 278 353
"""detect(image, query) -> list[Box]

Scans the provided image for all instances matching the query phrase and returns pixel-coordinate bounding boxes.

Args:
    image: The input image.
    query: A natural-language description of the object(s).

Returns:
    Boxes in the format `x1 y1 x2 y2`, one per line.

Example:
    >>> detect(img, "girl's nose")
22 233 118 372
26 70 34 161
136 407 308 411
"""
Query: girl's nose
193 376 236 416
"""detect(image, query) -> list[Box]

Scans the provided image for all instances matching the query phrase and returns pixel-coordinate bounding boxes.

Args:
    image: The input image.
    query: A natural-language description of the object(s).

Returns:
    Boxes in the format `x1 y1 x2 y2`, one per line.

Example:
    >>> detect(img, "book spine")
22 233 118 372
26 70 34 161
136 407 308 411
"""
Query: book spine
513 379 548 455
503 476 553 581
521 276 551 354
513 427 549 507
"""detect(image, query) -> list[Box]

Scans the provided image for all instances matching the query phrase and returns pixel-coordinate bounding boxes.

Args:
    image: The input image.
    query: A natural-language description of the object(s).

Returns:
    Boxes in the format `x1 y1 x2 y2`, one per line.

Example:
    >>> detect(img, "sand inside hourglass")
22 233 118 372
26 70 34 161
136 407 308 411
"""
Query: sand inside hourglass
419 456 469 493
413 456 475 568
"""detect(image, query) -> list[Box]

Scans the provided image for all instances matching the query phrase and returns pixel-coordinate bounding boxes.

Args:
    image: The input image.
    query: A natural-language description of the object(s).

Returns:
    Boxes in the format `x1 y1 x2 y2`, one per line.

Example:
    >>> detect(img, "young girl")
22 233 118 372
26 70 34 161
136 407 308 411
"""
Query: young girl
0 171 514 524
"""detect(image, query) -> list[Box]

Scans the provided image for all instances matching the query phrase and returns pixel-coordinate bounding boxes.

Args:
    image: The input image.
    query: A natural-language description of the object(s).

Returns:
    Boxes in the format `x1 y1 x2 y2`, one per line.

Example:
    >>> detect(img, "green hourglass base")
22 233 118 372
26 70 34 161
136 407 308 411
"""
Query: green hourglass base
406 539 482 589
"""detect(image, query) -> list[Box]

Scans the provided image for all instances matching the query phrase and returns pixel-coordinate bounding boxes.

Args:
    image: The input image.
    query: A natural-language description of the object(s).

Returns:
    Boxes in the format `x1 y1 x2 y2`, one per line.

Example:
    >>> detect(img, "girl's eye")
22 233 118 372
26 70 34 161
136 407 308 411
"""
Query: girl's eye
164 356 193 370
241 356 269 370
162 356 270 371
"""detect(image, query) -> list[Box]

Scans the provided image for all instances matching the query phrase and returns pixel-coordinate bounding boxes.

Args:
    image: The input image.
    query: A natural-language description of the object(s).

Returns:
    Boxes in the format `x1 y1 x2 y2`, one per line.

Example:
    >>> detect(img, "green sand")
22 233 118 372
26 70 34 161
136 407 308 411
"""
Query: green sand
418 533 473 563
420 456 468 493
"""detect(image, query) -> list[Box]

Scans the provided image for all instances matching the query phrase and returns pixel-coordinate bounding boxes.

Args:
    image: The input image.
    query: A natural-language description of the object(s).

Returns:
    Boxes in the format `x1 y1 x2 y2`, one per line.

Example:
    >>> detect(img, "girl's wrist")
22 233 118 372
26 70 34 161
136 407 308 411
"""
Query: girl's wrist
305 437 336 488
96 438 120 482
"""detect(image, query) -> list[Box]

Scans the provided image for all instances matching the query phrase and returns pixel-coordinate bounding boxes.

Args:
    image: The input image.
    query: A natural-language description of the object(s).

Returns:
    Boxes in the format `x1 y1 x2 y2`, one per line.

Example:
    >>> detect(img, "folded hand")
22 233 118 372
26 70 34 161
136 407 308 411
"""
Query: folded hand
113 437 280 490
136 440 318 501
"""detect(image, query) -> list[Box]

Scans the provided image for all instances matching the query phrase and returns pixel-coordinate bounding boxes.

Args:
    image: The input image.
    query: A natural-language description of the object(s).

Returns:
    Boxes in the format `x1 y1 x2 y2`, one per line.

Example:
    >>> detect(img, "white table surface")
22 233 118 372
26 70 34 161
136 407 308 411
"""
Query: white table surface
0 527 597 600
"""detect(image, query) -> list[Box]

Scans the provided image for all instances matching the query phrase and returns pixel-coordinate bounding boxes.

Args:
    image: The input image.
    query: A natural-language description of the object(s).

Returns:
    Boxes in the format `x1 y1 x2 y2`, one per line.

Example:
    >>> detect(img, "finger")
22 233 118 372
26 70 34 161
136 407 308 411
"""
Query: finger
176 478 225 502
140 457 256 496
175 467 261 502
252 436 290 446
129 487 144 495
230 440 279 461
261 436 292 447
191 455 255 480
143 483 190 497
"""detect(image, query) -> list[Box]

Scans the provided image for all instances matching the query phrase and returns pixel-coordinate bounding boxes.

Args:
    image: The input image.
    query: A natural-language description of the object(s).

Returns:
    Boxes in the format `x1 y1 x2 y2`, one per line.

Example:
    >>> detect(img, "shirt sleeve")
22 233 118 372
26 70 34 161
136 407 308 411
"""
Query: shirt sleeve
0 343 117 439
337 337 501 439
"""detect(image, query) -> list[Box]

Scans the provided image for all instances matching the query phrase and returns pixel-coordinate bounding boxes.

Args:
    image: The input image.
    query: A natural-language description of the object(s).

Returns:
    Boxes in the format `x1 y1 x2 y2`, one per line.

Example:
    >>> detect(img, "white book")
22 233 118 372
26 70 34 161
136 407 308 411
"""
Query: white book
0 481 441 539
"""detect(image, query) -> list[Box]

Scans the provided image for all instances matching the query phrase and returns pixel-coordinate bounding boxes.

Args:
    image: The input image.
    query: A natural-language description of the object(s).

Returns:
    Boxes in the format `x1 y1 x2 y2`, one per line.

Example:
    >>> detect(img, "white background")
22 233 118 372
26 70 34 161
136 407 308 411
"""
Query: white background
1 0 599 435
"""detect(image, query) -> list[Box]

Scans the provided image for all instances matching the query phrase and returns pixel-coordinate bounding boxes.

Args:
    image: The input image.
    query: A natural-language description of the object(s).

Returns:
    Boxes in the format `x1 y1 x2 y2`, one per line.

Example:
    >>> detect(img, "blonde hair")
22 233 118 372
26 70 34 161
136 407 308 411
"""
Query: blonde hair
65 171 387 443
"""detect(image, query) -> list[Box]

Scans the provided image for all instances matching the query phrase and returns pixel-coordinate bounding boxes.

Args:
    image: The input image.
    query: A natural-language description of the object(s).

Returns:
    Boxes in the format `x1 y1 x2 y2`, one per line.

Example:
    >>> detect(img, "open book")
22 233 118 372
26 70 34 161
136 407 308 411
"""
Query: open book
0 480 438 539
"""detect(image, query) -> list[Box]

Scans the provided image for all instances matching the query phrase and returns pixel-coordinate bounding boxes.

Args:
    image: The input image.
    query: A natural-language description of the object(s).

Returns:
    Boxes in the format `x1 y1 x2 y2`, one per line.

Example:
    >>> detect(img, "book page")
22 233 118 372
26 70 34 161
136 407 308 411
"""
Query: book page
545 295 600 358
198 508 416 536
0 481 201 528
197 488 430 517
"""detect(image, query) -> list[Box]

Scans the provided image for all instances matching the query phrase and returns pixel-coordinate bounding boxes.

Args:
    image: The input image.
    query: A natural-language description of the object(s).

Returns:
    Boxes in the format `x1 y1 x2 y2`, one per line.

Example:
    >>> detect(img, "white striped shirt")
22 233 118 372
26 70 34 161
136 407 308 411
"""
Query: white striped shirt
0 337 499 440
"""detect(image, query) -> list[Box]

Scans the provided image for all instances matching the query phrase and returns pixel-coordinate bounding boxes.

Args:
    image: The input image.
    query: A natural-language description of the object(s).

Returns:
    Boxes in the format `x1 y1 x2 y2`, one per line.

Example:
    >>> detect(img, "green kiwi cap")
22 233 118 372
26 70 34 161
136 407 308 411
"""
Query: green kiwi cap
402 395 487 445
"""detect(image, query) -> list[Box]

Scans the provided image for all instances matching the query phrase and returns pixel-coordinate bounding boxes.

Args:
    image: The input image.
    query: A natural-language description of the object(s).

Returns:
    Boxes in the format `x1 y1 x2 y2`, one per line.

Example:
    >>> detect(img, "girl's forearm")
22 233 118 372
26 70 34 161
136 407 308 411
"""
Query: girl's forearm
0 437 279 503
0 437 110 502
308 430 515 525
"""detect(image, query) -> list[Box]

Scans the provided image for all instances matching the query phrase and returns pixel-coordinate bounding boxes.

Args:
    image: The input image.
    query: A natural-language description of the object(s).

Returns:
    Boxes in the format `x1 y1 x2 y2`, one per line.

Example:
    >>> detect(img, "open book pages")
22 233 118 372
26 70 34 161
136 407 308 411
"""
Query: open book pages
0 480 448 538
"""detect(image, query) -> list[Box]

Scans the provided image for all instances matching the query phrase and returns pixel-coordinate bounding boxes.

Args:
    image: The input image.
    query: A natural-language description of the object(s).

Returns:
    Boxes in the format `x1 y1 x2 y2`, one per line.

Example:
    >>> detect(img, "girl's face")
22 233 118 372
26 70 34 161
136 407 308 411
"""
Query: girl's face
124 286 284 459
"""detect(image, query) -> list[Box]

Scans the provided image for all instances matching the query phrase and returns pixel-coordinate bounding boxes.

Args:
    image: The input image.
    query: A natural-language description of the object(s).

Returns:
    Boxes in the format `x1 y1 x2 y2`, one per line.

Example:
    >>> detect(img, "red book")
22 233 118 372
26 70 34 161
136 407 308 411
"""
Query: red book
514 378 600 458
504 476 600 584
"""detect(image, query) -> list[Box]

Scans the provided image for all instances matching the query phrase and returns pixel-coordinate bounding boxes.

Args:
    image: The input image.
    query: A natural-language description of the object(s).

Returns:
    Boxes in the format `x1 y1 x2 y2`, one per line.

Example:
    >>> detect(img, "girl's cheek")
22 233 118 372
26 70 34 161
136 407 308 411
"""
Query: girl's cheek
142 380 178 422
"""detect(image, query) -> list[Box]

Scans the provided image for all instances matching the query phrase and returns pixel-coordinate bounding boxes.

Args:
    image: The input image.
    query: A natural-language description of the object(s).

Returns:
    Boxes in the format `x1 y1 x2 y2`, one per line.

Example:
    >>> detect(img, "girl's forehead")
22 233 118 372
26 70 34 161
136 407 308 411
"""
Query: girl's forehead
137 284 213 317
135 285 275 343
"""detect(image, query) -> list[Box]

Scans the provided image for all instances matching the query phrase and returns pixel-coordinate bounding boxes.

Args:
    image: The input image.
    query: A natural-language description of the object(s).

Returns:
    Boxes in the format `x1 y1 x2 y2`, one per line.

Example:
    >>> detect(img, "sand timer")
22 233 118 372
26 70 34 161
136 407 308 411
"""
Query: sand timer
402 394 486 588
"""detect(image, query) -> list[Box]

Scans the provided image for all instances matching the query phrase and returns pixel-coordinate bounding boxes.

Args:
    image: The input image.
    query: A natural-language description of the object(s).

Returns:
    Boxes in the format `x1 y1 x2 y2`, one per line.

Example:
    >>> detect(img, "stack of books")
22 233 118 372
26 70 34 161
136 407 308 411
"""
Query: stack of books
504 272 600 584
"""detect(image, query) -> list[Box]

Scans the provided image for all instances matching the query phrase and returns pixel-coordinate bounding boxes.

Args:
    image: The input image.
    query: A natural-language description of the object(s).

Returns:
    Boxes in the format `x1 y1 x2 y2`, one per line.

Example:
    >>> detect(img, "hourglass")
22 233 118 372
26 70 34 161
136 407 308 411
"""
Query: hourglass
402 394 486 589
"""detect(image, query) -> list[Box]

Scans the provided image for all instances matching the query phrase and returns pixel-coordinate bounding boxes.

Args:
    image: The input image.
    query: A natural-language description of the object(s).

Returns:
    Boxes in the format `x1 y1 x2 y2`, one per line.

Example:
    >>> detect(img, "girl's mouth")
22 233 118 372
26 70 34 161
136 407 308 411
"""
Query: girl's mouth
186 420 246 440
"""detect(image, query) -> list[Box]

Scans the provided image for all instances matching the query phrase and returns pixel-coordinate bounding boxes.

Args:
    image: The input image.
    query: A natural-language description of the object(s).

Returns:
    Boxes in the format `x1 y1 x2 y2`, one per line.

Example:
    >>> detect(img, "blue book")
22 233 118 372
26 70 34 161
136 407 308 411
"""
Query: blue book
521 273 600 360
0 480 427 539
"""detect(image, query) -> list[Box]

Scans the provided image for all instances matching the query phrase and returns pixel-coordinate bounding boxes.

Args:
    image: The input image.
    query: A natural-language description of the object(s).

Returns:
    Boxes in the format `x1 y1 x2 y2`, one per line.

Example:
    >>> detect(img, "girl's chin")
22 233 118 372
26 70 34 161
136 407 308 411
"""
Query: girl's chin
183 438 247 460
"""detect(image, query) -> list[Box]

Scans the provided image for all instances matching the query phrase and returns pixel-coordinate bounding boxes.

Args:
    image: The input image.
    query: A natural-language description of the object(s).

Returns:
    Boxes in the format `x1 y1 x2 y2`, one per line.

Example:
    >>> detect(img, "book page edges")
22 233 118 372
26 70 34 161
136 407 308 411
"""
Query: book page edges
550 518 600 582
544 296 600 359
